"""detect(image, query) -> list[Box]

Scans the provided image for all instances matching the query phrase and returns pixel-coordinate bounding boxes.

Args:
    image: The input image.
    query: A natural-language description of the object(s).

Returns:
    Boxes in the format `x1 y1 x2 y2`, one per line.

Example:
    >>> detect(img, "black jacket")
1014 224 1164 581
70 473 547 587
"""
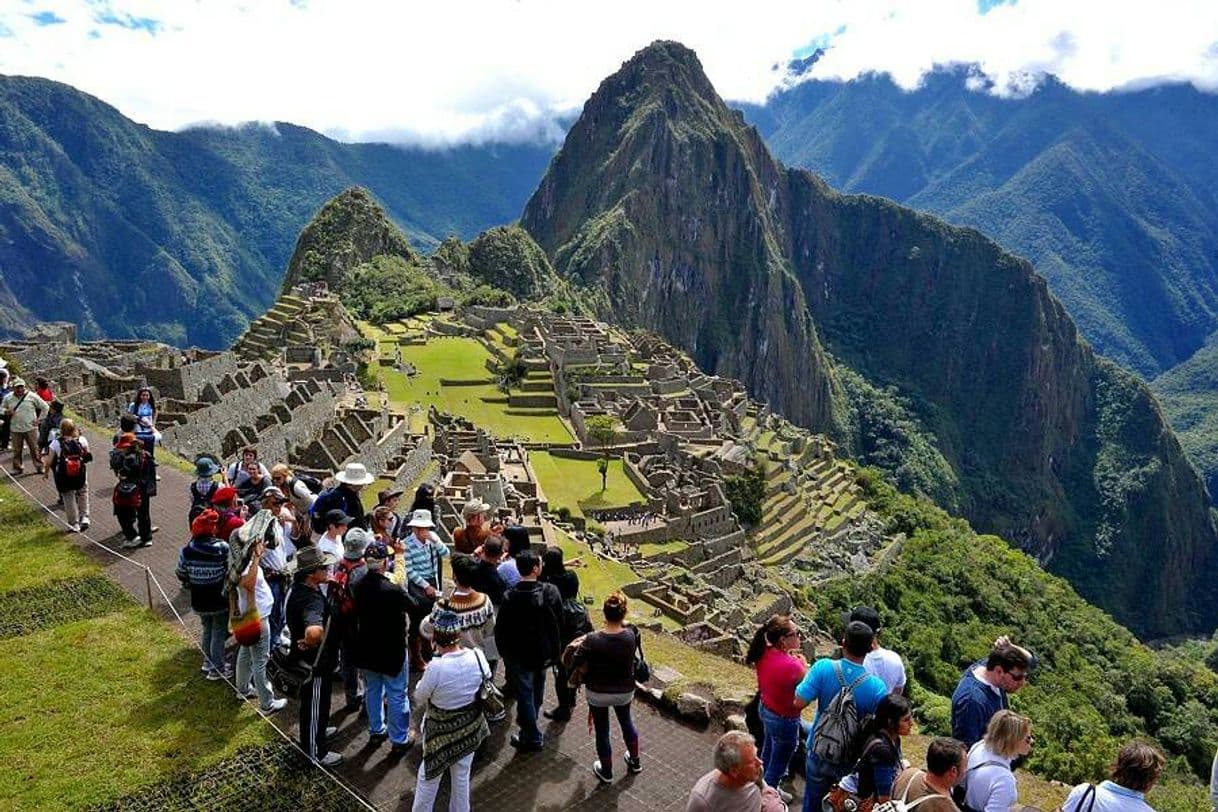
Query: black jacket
470 559 506 606
494 580 562 669
351 570 408 676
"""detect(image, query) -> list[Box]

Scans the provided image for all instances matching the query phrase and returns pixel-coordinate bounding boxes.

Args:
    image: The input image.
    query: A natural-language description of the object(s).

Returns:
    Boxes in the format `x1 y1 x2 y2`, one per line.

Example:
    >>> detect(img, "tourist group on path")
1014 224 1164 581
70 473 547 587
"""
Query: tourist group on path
0 365 1187 811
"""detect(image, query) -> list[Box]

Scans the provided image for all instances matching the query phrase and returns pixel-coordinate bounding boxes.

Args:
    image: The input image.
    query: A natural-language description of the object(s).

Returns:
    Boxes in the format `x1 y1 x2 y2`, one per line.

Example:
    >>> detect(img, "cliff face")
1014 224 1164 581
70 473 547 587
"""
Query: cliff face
521 42 838 429
522 41 1218 637
281 188 419 292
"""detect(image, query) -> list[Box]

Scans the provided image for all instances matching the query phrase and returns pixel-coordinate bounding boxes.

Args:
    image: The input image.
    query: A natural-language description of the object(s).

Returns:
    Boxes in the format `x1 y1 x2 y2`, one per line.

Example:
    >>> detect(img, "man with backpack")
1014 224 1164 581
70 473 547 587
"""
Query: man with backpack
111 431 156 549
43 418 91 532
309 463 373 533
793 620 890 812
331 527 370 712
188 456 222 525
889 737 968 811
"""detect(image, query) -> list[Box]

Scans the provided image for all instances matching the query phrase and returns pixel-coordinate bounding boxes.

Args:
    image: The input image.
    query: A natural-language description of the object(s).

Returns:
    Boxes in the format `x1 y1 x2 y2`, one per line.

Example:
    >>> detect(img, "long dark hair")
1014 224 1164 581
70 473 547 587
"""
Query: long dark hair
410 483 436 515
540 546 565 580
860 694 912 742
132 387 156 413
746 614 794 666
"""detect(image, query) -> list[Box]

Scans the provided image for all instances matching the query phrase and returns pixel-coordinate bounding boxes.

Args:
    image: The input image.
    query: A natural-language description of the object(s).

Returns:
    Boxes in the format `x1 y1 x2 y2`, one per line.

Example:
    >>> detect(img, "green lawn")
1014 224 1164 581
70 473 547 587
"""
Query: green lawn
530 451 646 517
375 336 572 444
0 483 272 809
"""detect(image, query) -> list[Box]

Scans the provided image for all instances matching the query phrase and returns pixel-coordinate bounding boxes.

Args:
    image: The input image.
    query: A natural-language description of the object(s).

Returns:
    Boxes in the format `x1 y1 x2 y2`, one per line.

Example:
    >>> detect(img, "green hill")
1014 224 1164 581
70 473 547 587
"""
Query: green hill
521 40 1218 638
0 75 553 348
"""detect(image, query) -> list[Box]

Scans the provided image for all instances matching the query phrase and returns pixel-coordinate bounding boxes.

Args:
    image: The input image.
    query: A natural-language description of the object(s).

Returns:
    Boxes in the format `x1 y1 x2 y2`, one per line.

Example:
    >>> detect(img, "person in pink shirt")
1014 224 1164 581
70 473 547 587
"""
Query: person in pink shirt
745 614 809 801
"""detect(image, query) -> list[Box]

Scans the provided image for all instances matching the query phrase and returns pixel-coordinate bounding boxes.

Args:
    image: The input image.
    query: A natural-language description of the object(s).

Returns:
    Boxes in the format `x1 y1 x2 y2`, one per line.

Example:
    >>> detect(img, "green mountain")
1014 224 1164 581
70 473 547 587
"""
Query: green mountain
744 70 1218 380
522 41 1218 638
1153 337 1218 497
0 75 554 348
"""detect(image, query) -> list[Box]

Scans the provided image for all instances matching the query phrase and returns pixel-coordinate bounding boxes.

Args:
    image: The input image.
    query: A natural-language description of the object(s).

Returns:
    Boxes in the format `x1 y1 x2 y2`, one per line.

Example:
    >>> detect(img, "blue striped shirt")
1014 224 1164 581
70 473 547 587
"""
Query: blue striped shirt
404 533 449 588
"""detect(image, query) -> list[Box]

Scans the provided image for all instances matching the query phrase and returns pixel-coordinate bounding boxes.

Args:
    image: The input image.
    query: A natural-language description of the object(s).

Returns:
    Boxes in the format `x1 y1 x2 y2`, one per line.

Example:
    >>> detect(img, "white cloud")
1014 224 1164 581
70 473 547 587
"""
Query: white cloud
0 0 1215 145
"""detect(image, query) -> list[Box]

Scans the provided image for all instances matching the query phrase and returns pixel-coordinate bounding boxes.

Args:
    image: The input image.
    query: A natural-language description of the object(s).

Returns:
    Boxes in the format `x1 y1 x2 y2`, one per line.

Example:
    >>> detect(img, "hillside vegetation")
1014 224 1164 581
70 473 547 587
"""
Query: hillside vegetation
814 470 1214 810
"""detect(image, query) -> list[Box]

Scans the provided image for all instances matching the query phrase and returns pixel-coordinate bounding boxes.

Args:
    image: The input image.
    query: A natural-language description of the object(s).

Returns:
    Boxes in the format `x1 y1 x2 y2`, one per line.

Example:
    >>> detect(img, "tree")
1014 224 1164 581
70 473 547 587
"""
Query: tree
723 467 766 527
585 415 618 449
597 457 609 492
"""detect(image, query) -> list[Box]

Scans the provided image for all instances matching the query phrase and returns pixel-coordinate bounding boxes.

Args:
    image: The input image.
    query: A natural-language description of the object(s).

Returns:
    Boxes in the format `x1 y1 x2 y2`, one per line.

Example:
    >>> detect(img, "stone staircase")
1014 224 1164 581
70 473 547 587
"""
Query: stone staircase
232 294 311 361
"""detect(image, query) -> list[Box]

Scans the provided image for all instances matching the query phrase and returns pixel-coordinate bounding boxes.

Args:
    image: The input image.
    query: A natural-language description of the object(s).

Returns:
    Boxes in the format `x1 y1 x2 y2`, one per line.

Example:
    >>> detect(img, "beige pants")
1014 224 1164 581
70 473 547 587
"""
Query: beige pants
61 487 91 527
11 429 39 471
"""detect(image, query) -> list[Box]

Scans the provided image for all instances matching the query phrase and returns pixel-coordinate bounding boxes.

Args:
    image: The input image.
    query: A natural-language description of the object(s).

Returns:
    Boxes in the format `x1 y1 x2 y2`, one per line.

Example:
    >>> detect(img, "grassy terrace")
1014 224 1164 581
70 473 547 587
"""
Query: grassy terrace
529 450 645 517
0 485 273 810
370 334 572 444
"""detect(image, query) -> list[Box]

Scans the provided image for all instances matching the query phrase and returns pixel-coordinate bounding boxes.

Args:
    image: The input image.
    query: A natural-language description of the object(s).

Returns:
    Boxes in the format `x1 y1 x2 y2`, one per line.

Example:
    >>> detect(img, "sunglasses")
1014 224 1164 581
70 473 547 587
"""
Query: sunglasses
1008 671 1028 683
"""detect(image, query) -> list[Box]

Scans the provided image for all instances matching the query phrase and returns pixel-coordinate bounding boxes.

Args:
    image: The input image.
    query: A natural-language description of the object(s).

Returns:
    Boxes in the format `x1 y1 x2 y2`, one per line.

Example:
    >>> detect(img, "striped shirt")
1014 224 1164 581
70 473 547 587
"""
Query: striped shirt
404 532 450 588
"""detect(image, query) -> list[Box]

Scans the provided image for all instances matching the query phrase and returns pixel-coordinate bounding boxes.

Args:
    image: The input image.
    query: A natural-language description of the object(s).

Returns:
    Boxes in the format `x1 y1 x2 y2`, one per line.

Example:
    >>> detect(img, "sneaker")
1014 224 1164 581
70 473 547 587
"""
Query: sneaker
119 538 141 549
66 523 80 533
543 706 572 722
260 698 288 714
150 525 160 534
509 733 544 752
205 670 223 681
390 739 415 756
625 755 643 775
79 518 90 531
592 760 613 784
317 751 344 768
368 730 388 744
137 537 153 548
325 726 338 739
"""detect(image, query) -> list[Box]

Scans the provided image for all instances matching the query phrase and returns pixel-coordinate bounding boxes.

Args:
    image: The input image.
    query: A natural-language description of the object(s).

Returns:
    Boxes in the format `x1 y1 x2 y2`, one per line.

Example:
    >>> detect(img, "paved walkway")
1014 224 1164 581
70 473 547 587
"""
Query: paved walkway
2 433 749 811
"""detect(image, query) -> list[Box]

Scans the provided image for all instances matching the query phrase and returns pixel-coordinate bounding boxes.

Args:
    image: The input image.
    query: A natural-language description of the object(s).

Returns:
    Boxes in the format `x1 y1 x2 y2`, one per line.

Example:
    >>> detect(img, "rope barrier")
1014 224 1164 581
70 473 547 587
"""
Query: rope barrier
0 465 380 812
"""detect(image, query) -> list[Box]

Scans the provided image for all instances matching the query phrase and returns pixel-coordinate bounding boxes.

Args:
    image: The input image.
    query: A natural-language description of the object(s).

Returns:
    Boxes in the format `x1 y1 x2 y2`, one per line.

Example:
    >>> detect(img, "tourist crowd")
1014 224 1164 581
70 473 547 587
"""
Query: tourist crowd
0 370 1181 811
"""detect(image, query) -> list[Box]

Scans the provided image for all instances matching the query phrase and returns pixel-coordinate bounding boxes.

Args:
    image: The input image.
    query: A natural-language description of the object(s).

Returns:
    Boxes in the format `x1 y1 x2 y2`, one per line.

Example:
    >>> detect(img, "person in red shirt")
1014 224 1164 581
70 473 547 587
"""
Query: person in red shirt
34 377 54 404
745 614 809 802
210 486 246 542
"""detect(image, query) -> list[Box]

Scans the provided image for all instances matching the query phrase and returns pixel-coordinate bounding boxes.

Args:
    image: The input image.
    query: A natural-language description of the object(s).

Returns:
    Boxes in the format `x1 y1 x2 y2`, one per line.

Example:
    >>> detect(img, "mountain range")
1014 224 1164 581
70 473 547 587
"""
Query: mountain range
522 41 1218 638
0 75 553 348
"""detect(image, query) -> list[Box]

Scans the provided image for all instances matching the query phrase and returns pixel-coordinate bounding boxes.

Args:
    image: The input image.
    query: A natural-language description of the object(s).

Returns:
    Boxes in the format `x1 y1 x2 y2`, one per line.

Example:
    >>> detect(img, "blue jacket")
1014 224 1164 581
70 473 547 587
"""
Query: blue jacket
950 661 1008 748
176 535 230 613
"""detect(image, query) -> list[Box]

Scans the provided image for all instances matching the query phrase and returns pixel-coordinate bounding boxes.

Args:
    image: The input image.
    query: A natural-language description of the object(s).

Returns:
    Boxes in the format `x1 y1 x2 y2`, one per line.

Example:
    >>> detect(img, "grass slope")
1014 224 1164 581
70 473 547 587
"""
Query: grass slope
0 484 271 810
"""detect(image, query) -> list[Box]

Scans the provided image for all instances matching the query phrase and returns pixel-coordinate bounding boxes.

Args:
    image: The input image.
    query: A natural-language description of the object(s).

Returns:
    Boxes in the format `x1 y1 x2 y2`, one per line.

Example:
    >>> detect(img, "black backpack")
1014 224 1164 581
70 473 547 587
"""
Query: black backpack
188 480 219 524
309 487 342 534
560 596 594 644
109 445 143 481
292 473 324 495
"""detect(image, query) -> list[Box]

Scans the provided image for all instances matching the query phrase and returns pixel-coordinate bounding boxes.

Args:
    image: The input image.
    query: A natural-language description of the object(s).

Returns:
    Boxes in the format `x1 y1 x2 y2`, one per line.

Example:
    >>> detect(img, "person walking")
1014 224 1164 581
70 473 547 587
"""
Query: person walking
961 709 1035 812
793 620 890 812
3 377 48 474
831 694 913 805
287 545 342 768
745 614 808 803
43 418 91 532
353 541 414 755
569 592 643 784
1061 740 1165 812
111 430 155 548
176 508 231 680
494 548 562 752
411 607 492 812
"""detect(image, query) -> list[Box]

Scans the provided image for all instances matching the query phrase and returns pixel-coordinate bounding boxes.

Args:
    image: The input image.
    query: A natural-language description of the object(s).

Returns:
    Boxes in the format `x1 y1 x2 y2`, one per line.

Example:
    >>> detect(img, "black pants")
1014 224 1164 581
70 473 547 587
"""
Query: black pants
299 672 334 761
115 496 152 541
553 662 577 711
339 633 362 705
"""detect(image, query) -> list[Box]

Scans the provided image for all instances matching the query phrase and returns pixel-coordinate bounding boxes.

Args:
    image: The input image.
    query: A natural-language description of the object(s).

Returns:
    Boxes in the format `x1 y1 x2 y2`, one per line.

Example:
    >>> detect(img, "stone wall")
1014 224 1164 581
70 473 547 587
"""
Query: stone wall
140 353 238 402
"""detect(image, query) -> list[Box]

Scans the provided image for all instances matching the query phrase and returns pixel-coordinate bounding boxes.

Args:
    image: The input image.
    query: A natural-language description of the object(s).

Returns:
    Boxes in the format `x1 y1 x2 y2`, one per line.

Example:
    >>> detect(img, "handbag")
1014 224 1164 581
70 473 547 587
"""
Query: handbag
269 616 331 696
822 786 873 812
631 626 651 683
228 585 262 646
475 649 506 722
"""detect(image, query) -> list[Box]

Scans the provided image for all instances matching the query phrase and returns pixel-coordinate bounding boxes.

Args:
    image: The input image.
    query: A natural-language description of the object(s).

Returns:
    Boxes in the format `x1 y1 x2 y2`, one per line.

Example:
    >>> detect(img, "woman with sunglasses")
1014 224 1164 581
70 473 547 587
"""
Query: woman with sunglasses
745 614 809 802
961 709 1035 812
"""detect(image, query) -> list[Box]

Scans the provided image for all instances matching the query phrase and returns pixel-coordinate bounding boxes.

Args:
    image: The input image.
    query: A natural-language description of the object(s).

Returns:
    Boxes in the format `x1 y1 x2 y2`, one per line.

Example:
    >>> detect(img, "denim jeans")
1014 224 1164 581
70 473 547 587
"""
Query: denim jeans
236 619 273 709
411 751 474 812
505 659 546 746
363 655 410 745
198 609 229 675
266 576 288 646
590 703 640 776
759 704 801 788
803 751 849 812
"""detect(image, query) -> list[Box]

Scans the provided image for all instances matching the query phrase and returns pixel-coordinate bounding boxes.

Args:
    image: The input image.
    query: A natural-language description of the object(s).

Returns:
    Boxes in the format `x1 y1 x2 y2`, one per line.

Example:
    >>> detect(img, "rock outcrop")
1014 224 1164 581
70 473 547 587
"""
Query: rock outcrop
522 40 1218 637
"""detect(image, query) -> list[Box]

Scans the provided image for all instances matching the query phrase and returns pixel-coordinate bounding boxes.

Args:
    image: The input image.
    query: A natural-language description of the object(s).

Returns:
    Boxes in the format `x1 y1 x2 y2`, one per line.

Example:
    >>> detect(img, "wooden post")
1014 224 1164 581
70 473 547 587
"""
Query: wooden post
144 567 154 610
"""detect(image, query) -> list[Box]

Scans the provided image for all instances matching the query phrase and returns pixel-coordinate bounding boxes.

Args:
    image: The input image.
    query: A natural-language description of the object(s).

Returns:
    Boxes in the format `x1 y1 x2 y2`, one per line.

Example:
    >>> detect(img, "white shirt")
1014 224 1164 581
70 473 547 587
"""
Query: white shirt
238 566 275 618
864 646 907 693
1061 781 1155 812
964 742 1017 812
318 533 343 571
260 520 295 572
413 648 488 710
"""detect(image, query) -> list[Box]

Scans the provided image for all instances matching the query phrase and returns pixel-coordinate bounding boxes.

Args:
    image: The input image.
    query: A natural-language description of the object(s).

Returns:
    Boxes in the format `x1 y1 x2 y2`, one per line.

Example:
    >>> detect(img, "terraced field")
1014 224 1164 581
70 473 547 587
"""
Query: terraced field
529 450 646 517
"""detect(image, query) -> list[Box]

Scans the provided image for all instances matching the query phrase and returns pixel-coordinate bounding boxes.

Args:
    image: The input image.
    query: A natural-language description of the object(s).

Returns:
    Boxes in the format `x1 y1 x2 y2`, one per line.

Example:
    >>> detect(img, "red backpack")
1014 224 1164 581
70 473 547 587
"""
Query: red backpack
331 558 362 618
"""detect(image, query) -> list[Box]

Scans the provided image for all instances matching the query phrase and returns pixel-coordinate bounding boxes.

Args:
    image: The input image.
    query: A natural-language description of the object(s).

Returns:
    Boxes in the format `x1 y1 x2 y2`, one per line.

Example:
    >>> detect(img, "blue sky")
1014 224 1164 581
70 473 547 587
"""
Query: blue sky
0 0 1215 144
